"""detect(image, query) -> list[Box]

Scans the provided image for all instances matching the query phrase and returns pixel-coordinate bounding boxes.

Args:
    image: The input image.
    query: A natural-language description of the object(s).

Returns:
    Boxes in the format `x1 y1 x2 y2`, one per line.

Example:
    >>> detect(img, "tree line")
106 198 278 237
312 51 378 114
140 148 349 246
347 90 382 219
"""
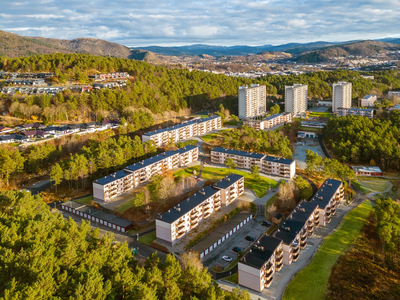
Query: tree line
0 190 250 299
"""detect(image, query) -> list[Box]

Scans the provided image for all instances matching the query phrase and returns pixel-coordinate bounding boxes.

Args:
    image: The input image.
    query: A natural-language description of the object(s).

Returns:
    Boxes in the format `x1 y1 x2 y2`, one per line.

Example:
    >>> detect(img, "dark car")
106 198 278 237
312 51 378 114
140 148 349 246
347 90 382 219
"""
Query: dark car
262 221 271 227
245 235 255 242
232 247 242 252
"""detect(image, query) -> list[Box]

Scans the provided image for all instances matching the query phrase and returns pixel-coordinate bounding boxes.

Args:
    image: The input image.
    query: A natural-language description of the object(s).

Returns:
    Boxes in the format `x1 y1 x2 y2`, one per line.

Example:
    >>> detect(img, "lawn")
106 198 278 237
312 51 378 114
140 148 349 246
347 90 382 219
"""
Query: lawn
139 231 156 245
351 179 371 194
74 195 93 204
224 273 238 284
283 200 374 300
298 126 322 132
178 140 198 147
201 133 222 143
358 179 391 193
308 112 332 118
174 166 278 198
115 198 136 213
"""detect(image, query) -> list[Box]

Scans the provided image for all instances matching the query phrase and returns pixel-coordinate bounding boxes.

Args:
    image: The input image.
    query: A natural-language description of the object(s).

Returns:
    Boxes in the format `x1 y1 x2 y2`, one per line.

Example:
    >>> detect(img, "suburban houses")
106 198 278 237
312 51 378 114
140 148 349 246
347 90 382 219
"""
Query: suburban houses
156 173 245 245
243 113 292 130
238 84 267 120
211 147 296 178
142 115 222 147
93 145 199 202
336 107 374 118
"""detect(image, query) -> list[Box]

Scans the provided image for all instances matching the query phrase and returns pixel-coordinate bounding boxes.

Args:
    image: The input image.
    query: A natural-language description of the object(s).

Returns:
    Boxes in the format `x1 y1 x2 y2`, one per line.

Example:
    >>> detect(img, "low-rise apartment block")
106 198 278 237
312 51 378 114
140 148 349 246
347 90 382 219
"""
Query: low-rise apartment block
156 173 245 245
238 235 283 292
352 166 382 176
243 113 292 130
361 94 377 107
336 107 374 118
93 145 199 202
388 91 400 100
142 116 221 147
211 147 296 179
89 72 130 81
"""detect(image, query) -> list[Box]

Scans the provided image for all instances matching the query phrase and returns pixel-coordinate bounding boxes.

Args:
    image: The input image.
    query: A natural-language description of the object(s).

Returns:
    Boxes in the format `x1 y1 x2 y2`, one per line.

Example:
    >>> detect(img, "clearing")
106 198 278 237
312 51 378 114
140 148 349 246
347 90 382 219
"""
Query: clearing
282 200 374 300
358 177 392 193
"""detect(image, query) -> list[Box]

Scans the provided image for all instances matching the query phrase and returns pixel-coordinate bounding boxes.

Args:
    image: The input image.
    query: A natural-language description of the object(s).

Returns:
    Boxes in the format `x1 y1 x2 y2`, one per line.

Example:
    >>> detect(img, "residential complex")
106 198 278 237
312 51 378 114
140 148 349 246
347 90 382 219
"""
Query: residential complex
243 113 292 130
352 166 383 176
211 147 296 178
332 81 352 112
93 145 199 202
88 72 130 81
142 116 221 147
336 107 374 119
238 178 344 291
361 94 377 107
156 174 244 245
388 91 400 100
285 84 308 116
238 84 267 120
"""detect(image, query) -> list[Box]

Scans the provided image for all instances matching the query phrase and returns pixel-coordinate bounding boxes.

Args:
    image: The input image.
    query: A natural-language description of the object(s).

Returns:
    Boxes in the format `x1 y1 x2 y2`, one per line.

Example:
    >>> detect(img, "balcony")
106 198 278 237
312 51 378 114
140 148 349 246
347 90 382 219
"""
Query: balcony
190 217 199 225
292 246 300 254
276 261 283 271
214 203 221 211
264 277 273 288
300 234 307 242
300 240 307 249
314 210 319 215
292 253 300 261
276 255 283 266
176 225 185 234
276 249 283 259
203 212 211 219
176 231 185 239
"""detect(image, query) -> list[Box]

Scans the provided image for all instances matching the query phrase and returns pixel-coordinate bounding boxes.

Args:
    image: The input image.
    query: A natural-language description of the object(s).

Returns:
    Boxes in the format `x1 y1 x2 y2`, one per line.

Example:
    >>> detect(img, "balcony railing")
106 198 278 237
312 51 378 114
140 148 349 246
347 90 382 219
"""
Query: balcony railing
292 253 300 261
176 231 185 239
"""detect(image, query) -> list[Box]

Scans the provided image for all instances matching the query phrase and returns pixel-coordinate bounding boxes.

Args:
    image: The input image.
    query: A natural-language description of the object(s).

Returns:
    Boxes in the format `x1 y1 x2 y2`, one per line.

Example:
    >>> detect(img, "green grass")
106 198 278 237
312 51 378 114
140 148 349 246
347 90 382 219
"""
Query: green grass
177 140 198 147
308 112 332 118
115 198 136 213
351 179 371 194
298 126 322 132
74 195 93 204
194 114 209 118
174 166 278 198
139 231 156 245
283 200 374 300
224 273 238 284
358 179 391 192
201 133 222 143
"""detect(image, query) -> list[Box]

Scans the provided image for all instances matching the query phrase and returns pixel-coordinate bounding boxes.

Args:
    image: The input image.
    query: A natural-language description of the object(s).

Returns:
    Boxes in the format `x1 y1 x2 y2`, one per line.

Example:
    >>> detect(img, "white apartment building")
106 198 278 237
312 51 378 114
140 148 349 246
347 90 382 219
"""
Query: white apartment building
93 145 199 202
211 147 296 179
336 107 374 119
333 81 352 112
156 174 244 245
388 91 400 100
243 113 292 130
361 94 377 107
285 84 308 116
142 115 221 147
238 84 267 120
238 235 283 292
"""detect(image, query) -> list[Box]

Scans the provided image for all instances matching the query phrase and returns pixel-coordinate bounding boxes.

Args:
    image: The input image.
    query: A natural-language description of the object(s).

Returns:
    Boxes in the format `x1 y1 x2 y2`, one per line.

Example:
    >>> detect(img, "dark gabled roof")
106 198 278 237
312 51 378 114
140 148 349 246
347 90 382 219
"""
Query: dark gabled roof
74 205 133 228
14 134 30 141
211 147 265 159
274 213 283 219
36 130 50 137
241 235 282 269
158 185 220 223
177 144 197 154
263 155 294 165
22 130 37 137
213 173 244 189
62 201 86 210
309 178 342 209
94 170 131 186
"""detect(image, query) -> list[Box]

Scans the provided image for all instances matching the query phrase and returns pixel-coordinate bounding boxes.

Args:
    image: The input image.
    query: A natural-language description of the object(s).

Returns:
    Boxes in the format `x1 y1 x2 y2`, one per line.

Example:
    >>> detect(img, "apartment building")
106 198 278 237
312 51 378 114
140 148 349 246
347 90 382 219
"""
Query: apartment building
285 84 308 116
211 147 296 179
336 107 374 119
351 166 383 176
238 235 283 292
333 81 352 112
93 145 199 202
361 94 377 107
238 84 267 119
142 116 221 147
156 174 244 245
89 72 130 81
213 174 245 205
243 113 292 130
388 91 400 100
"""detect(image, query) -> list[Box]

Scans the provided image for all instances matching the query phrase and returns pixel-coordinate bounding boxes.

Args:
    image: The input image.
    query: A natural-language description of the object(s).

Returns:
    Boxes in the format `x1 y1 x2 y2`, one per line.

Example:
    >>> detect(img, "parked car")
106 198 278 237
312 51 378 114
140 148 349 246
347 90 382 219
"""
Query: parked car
262 221 271 227
222 255 233 262
232 247 242 252
245 235 255 242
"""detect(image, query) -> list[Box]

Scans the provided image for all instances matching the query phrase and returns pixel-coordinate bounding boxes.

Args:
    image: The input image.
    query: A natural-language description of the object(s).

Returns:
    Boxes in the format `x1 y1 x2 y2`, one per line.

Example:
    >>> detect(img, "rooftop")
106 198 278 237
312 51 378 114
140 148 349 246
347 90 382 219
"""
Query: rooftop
309 178 342 209
241 235 282 269
338 107 374 112
211 147 266 159
362 94 376 99
263 155 294 165
352 166 382 173
94 170 131 186
213 173 244 189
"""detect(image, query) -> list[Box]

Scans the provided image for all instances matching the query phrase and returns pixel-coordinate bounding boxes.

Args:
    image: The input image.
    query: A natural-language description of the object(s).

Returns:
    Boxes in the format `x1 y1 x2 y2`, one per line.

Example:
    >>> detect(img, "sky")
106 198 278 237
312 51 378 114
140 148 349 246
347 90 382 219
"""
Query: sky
1 0 400 47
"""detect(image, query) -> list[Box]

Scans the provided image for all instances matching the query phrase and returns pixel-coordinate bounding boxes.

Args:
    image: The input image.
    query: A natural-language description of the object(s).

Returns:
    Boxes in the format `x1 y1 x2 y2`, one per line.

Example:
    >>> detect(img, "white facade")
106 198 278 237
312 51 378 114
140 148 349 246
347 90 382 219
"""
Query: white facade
238 84 267 119
361 95 377 107
285 84 308 116
333 81 352 112
243 113 292 130
337 107 374 119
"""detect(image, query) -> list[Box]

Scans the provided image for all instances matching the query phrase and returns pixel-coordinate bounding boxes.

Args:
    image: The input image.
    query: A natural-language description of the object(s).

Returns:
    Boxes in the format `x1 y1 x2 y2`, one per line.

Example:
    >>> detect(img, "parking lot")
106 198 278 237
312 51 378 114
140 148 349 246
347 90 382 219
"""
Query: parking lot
202 219 268 269
293 139 325 169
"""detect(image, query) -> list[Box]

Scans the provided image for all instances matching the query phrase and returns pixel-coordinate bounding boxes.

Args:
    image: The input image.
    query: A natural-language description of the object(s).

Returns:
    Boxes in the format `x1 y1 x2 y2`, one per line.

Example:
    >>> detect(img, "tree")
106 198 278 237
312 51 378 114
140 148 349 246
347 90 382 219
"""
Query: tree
251 164 260 180
50 163 63 192
224 158 237 173
0 148 25 186
158 175 175 202
305 149 324 175
134 192 145 207
270 103 280 115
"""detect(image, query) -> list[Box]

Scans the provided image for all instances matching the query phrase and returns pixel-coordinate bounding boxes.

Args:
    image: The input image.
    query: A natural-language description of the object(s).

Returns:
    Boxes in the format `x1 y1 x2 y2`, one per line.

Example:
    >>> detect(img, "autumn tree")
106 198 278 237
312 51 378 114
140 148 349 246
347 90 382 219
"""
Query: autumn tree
224 158 237 173
50 163 63 192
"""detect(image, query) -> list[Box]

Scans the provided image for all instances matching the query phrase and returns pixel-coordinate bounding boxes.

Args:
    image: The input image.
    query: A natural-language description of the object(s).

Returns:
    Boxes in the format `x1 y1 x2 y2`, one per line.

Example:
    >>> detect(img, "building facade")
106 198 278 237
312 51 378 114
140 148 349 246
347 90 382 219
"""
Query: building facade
238 84 267 119
156 174 245 245
333 81 352 112
361 94 377 107
285 84 308 116
243 113 292 130
211 147 296 179
93 145 199 202
336 107 374 119
352 166 383 176
142 116 221 147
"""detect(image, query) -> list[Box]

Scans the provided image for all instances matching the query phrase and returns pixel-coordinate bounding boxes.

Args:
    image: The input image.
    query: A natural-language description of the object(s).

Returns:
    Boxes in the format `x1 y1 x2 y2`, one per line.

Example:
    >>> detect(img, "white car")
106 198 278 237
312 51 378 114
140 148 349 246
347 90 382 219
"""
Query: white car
222 256 233 263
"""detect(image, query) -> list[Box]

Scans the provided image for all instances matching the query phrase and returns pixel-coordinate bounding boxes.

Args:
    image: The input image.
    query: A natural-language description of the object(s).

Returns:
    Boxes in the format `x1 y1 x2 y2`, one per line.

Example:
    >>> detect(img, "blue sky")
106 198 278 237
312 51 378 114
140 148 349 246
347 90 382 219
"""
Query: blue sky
1 0 400 46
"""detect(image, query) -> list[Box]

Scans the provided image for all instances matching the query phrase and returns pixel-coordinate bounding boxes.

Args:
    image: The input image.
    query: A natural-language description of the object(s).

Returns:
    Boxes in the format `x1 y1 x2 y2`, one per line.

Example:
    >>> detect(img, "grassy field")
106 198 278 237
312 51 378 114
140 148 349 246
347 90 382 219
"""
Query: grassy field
351 179 372 194
174 166 278 198
115 198 136 213
178 140 198 147
283 200 374 300
201 133 222 143
298 126 322 132
308 112 332 118
139 231 156 245
224 273 238 284
74 195 93 204
359 180 391 192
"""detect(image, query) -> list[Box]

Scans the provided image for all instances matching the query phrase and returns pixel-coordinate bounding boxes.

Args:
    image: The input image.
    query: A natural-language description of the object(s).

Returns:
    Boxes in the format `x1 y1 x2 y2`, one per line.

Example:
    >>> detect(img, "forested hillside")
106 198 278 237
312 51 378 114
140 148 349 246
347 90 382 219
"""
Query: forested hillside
0 190 250 299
